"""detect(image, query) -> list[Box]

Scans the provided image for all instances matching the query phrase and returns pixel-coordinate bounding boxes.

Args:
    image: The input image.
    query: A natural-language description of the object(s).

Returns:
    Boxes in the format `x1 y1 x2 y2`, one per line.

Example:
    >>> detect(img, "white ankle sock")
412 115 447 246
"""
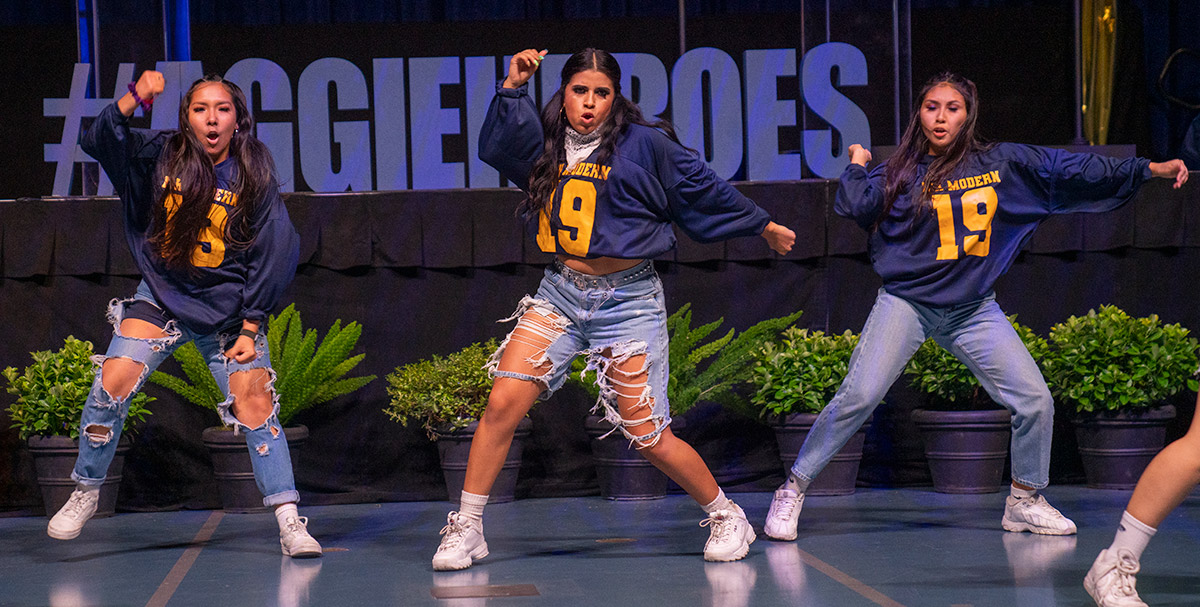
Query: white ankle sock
76 483 100 495
274 503 299 529
783 473 809 495
702 489 735 514
459 491 488 522
1109 511 1156 561
1010 485 1036 499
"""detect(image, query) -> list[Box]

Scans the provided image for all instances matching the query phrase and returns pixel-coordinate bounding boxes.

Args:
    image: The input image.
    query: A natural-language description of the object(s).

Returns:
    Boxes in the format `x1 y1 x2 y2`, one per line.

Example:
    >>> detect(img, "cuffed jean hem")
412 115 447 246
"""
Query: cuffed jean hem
263 489 300 507
70 471 108 487
788 468 816 485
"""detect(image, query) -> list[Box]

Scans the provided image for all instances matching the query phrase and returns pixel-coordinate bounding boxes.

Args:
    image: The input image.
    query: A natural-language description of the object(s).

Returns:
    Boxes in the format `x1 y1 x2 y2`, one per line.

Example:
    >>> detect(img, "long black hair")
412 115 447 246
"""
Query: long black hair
879 72 989 227
150 74 277 272
522 48 685 219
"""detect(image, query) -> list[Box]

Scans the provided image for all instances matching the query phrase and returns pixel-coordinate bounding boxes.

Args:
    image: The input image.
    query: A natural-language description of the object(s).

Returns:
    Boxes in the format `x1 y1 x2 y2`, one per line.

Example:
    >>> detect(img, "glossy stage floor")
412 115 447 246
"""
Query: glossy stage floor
2 486 1197 606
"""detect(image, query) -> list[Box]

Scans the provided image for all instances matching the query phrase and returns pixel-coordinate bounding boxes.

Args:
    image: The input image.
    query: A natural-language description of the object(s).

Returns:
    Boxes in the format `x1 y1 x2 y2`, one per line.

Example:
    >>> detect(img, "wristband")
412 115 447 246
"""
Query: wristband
127 82 154 111
239 328 258 340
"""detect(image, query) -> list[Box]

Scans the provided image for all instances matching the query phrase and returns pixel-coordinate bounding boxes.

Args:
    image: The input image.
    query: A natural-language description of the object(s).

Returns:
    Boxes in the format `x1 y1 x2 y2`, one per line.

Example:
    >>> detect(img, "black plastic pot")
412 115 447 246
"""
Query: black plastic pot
1073 405 1176 489
435 418 532 504
28 435 130 518
202 425 308 513
770 412 868 496
911 408 1011 494
584 415 675 500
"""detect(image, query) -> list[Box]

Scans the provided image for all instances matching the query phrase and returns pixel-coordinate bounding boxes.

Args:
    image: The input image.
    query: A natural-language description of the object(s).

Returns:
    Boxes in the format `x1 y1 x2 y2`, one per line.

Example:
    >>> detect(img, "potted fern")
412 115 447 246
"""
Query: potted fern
4 336 152 517
575 304 803 500
149 304 375 511
1043 305 1198 489
750 326 866 495
904 317 1046 493
383 339 532 504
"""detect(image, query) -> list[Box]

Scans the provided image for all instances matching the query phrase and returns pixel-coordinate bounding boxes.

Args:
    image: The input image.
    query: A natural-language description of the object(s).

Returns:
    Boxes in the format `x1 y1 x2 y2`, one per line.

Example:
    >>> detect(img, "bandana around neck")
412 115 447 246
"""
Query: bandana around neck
564 126 602 170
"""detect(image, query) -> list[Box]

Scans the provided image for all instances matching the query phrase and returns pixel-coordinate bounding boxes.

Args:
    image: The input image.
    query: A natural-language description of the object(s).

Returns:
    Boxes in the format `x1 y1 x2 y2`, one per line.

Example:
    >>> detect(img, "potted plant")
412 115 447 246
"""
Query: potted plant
149 304 375 511
384 338 531 504
750 326 867 496
1043 305 1198 489
576 304 803 500
4 336 153 517
904 317 1046 493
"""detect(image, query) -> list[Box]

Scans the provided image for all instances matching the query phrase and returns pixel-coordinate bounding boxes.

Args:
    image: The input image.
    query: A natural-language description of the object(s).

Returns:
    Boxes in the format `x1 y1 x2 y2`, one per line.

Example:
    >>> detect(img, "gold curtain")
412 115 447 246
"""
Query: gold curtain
1082 0 1117 145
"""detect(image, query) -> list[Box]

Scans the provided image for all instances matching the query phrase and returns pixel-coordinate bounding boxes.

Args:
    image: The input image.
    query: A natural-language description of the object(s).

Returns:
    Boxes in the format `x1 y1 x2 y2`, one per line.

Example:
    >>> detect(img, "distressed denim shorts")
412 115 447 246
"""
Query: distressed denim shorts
488 259 672 447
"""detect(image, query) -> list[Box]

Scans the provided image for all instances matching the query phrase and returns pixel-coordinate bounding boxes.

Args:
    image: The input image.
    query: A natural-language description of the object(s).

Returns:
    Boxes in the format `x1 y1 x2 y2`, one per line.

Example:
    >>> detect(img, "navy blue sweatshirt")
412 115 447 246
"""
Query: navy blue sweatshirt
82 102 299 334
837 143 1152 306
479 82 771 259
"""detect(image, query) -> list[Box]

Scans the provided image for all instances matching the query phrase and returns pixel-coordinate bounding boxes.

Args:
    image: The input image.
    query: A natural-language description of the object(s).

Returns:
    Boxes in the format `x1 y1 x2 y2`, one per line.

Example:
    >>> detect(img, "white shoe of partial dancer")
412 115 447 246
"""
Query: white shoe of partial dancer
702 505 756 562
433 511 488 571
1001 494 1077 535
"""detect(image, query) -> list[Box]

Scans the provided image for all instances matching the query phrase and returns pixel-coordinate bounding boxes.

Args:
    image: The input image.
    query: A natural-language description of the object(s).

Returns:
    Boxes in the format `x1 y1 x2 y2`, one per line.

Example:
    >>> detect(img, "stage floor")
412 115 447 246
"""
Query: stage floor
1 487 1197 606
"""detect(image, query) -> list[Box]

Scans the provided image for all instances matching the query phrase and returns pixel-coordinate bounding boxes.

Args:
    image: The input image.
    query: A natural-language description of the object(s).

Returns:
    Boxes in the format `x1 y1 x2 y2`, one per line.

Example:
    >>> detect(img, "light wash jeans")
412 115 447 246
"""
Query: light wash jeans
488 259 672 447
73 281 300 506
790 288 1053 489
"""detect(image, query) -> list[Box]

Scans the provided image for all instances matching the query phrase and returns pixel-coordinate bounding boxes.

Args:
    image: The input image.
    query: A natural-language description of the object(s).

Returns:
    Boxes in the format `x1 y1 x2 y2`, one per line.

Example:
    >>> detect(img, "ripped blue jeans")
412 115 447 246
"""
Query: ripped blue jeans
488 259 672 448
73 280 299 506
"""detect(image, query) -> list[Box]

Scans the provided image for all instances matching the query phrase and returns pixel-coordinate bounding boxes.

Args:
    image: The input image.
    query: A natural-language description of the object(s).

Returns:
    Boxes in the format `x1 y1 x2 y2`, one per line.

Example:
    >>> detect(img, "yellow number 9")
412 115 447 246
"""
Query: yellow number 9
162 191 228 268
961 187 997 258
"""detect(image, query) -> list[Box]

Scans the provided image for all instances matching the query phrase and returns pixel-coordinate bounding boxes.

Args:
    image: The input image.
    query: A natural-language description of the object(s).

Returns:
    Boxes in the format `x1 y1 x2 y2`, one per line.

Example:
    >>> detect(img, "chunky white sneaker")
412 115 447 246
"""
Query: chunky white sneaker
1084 548 1147 607
701 506 756 562
47 489 99 540
764 489 804 541
1001 494 1077 535
433 512 488 571
279 516 323 558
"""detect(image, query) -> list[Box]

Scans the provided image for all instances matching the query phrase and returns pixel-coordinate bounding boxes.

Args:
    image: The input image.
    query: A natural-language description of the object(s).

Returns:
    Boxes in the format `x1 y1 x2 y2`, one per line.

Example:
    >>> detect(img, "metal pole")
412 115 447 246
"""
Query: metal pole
164 0 192 62
1073 0 1087 144
77 0 98 97
825 0 831 42
893 0 901 144
678 0 686 56
903 0 912 121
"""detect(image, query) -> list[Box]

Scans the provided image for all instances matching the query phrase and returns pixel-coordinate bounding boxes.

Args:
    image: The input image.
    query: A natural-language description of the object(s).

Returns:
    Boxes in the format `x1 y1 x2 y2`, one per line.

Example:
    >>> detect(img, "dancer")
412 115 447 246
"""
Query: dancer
763 72 1189 542
1084 391 1199 606
53 70 321 557
431 47 796 570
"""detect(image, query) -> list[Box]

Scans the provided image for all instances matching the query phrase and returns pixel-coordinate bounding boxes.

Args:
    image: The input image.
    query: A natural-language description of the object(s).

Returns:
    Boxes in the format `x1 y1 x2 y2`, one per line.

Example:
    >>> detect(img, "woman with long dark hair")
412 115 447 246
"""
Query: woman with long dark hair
762 72 1188 545
431 47 796 571
51 70 321 558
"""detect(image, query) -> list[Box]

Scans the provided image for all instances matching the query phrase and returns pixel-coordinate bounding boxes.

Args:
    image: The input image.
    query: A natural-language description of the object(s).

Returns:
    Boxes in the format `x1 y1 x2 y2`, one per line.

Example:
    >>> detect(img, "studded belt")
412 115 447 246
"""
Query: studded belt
551 259 655 290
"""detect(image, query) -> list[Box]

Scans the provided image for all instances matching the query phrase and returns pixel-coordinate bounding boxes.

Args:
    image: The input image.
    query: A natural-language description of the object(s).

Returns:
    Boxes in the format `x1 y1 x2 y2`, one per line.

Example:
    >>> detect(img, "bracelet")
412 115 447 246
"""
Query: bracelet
239 328 258 340
127 82 153 111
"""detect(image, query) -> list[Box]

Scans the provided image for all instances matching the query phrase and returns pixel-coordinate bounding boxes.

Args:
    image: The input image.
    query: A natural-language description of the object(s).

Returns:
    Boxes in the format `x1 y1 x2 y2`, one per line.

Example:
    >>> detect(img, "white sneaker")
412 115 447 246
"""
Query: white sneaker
433 512 488 571
47 489 99 540
701 506 756 562
279 516 323 558
1084 548 1147 607
764 489 804 541
1001 494 1077 535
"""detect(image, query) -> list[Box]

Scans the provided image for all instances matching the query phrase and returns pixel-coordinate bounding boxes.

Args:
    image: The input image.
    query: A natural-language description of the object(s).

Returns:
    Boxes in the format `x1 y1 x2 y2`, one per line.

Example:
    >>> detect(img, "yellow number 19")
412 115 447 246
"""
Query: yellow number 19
931 186 997 260
537 178 597 257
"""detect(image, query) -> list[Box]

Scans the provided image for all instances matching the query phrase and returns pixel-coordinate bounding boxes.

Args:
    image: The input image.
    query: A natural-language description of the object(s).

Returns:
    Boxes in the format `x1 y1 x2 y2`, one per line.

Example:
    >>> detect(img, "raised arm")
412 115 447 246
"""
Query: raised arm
80 70 168 203
477 49 549 190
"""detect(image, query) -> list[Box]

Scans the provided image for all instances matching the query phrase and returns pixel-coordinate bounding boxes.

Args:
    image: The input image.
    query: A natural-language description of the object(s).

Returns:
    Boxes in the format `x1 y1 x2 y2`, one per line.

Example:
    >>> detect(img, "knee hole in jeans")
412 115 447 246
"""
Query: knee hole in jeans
229 368 274 429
